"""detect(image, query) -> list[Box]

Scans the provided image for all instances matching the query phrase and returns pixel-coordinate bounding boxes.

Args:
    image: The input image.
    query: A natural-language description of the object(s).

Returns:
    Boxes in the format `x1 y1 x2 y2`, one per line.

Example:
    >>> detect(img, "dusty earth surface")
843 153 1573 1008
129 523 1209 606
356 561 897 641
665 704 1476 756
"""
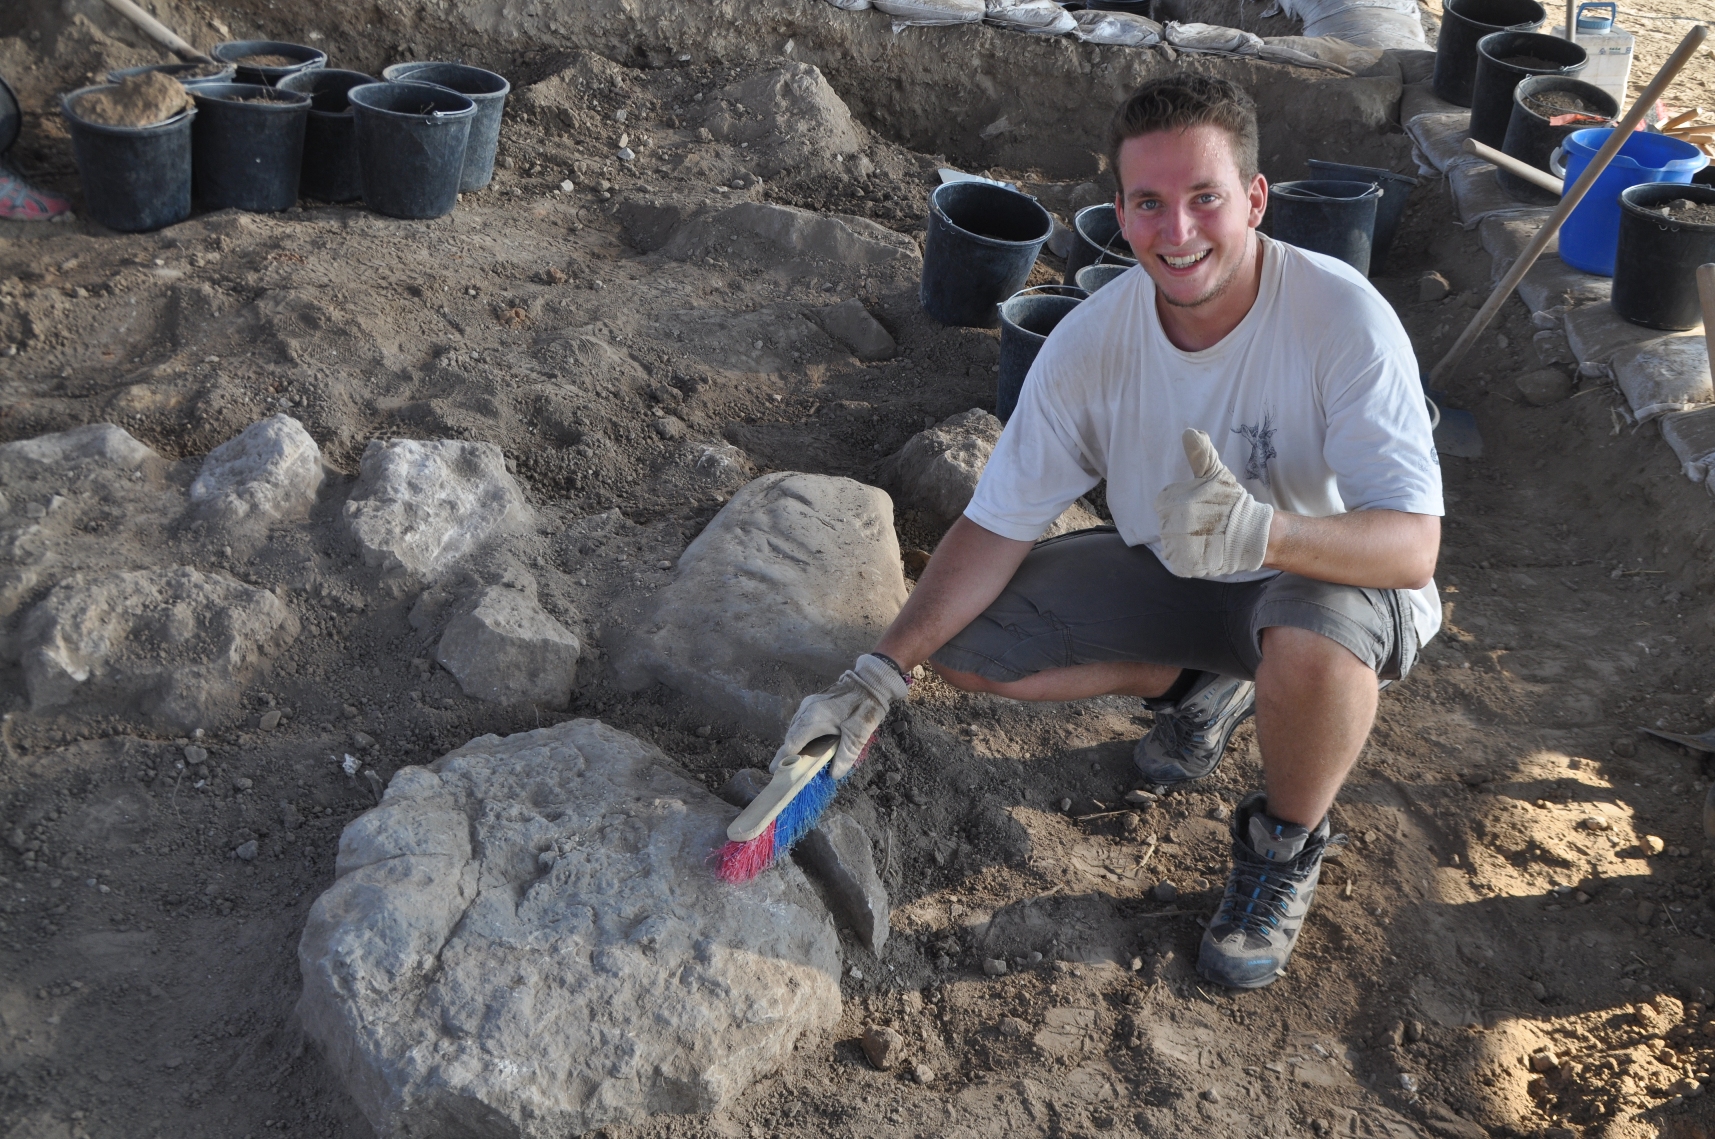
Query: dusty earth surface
2 1 1715 1138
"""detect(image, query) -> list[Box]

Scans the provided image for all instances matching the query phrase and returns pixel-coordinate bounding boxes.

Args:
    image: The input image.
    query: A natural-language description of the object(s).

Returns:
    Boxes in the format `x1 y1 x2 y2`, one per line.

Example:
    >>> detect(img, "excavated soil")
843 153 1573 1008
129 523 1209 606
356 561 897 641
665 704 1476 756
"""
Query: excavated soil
2 2 1715 1139
1654 199 1715 225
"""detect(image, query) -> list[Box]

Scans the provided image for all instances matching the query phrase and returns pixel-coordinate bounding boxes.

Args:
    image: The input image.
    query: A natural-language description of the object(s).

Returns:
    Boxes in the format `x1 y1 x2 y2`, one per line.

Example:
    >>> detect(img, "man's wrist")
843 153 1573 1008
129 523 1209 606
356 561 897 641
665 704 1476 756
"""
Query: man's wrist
869 652 914 687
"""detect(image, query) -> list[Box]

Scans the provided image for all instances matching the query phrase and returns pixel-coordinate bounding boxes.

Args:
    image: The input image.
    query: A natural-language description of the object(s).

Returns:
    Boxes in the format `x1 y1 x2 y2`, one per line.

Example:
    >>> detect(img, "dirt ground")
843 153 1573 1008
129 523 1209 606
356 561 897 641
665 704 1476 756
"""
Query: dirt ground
1 1 1715 1138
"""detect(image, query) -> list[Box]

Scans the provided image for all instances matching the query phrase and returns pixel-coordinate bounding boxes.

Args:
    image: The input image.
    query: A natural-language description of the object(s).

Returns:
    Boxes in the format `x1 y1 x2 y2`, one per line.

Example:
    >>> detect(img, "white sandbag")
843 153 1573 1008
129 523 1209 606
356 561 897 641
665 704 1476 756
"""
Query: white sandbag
1406 111 1480 176
1070 8 1162 44
1256 41 1355 72
986 0 1077 34
1660 406 1715 484
824 0 873 8
1261 35 1385 73
1164 21 1263 55
874 0 984 27
1449 163 1553 229
1612 335 1713 423
1266 0 1426 48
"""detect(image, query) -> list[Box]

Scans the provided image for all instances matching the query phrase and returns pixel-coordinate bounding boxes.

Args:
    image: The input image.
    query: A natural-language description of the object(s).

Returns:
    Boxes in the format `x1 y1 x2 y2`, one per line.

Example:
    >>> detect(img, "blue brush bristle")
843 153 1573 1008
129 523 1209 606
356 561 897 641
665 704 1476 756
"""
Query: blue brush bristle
771 766 838 857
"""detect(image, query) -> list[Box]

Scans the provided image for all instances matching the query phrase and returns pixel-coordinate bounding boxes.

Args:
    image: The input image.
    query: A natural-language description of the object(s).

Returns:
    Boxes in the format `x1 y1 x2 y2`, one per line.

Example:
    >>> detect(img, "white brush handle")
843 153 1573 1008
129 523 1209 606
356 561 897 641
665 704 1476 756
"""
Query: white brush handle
726 736 837 842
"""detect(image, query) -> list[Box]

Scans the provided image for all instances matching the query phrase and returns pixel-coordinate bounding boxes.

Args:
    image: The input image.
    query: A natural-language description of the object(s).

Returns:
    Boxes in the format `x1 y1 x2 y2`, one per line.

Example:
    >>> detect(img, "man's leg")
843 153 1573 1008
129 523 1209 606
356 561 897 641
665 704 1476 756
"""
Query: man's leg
1253 625 1379 827
932 659 1182 702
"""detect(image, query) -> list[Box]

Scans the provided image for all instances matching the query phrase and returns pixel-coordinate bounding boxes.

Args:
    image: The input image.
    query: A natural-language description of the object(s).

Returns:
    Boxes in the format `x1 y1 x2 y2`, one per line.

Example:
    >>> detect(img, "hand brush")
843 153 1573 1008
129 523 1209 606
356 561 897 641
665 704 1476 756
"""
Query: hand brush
715 734 845 883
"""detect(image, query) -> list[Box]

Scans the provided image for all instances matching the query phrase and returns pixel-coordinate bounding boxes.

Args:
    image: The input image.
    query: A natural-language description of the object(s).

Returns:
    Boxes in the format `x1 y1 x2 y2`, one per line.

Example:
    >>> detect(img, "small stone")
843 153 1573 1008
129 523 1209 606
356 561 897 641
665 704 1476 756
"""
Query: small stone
1669 1077 1702 1096
1399 1073 1418 1092
234 839 258 861
1210 805 1230 822
1201 1087 1221 1103
1405 1019 1423 1043
559 179 574 193
1419 271 1451 302
232 776 253 791
1637 900 1657 923
1027 951 1042 964
352 731 376 750
1515 367 1574 406
617 147 635 162
913 1063 936 1085
259 710 281 731
982 958 1008 977
848 966 863 980
999 1016 1027 1037
652 417 685 440
1530 1050 1559 1072
1531 980 1549 1001
1644 835 1666 856
1612 737 1636 758
184 745 209 765
343 704 359 719
613 109 628 123
1530 310 1559 330
861 1025 904 1070
1124 789 1158 805
1582 815 1611 832
1153 881 1178 902
1059 798 1073 812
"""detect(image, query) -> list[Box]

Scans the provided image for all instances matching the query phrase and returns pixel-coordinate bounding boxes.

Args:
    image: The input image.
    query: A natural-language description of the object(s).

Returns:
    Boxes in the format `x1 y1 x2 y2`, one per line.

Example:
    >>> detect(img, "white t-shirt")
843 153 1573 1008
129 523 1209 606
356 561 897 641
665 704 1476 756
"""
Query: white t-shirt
965 235 1444 647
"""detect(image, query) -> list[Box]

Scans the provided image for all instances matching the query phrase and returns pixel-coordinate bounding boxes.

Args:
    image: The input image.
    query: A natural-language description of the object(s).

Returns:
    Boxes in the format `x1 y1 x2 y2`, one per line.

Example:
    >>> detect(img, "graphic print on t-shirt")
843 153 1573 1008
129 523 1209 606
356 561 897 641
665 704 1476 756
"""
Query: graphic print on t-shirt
1231 411 1277 488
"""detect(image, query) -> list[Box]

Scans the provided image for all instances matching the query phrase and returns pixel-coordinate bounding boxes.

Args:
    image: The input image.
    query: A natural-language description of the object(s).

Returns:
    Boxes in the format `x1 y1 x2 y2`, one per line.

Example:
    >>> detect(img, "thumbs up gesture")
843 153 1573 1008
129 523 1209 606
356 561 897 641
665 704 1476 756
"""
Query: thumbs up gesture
1153 429 1275 578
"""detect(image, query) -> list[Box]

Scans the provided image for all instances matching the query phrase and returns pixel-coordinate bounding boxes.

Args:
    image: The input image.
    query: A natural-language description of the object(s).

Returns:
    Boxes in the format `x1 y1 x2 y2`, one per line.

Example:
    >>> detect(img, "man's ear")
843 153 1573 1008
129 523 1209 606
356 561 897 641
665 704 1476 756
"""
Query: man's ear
1247 172 1268 229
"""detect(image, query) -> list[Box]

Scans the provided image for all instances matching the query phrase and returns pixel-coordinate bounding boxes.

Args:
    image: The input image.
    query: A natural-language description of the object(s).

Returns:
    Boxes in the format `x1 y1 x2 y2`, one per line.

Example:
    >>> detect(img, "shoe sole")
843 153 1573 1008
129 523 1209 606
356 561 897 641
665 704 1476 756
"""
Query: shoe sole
1140 704 1255 787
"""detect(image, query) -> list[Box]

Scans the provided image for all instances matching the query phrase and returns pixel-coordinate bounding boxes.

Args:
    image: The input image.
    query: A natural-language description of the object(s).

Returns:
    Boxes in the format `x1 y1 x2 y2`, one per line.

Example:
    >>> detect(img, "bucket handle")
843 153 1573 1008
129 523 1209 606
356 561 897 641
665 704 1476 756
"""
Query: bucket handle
1575 2 1615 24
1099 229 1136 264
1548 146 1566 179
1010 284 1089 301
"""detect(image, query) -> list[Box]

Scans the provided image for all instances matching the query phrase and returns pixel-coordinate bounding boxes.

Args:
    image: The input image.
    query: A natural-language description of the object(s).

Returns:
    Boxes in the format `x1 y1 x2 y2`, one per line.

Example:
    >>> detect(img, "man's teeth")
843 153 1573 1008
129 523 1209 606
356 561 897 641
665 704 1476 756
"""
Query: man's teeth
1162 251 1209 269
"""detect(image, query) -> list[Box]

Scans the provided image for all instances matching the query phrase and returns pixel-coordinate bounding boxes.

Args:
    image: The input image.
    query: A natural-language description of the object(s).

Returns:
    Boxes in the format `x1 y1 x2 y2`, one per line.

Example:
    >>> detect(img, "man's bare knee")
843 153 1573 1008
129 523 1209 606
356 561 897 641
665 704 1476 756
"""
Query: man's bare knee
1258 626 1374 687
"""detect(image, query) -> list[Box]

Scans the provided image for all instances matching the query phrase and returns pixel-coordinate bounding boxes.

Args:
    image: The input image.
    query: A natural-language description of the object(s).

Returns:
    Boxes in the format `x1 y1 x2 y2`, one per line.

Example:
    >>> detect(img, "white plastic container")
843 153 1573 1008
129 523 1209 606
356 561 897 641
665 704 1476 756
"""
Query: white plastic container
1551 2 1634 108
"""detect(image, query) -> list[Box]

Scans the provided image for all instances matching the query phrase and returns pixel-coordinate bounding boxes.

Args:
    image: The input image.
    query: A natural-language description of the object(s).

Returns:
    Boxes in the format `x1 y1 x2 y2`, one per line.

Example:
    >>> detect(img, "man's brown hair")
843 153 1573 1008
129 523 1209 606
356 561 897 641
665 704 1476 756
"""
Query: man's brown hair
1107 75 1260 189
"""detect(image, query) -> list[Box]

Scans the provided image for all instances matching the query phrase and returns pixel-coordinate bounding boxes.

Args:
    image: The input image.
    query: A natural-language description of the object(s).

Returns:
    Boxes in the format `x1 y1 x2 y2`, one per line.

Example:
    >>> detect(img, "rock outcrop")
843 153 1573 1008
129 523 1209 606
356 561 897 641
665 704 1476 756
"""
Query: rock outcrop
298 719 840 1138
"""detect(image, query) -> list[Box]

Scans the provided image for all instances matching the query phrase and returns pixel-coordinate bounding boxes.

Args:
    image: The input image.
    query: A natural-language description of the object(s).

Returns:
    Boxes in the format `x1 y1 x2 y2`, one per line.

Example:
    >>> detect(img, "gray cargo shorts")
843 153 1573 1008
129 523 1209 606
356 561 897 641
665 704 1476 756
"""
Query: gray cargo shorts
930 528 1418 684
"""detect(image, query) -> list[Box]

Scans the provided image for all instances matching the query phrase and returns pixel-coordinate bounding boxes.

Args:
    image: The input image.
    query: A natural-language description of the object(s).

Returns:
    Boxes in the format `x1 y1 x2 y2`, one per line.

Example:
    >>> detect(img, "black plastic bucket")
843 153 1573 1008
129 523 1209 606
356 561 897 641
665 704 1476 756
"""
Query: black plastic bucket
1062 203 1139 286
278 69 375 203
1498 75 1616 204
1432 0 1546 107
1268 179 1383 276
1469 31 1586 149
1075 263 1130 293
386 63 509 191
60 84 194 232
1304 160 1418 270
349 82 477 220
211 40 327 87
0 74 21 154
107 61 237 88
920 181 1054 328
1610 183 1715 330
997 287 1084 422
189 83 310 212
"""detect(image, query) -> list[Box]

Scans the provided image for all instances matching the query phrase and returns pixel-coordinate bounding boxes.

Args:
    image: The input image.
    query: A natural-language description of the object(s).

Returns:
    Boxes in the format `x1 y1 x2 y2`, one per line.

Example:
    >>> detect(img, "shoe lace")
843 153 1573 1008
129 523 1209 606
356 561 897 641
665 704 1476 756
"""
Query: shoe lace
1216 843 1316 936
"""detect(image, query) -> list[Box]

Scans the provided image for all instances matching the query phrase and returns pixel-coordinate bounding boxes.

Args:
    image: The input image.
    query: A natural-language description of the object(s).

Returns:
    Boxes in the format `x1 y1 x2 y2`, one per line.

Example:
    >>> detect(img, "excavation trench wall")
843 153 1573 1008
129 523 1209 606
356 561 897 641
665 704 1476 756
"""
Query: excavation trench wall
184 0 1416 183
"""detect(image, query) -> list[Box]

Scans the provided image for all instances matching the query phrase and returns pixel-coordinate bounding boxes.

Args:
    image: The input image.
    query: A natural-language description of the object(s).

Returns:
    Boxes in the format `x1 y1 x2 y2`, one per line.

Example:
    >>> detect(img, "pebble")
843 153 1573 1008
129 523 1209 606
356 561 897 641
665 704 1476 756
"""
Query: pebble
1405 1020 1423 1043
1153 881 1178 902
1210 805 1230 821
234 840 258 861
231 776 252 791
1059 798 1072 812
559 179 574 193
861 1025 904 1070
1644 835 1665 855
1399 1073 1418 1092
258 710 281 731
1581 816 1611 832
1612 737 1636 758
1530 1050 1559 1072
184 745 209 765
1124 789 1158 806
1027 951 1042 964
999 1016 1027 1037
353 731 376 750
913 1063 936 1085
613 109 627 122
982 958 1008 976
1201 1088 1221 1103
617 147 635 162
1419 271 1451 302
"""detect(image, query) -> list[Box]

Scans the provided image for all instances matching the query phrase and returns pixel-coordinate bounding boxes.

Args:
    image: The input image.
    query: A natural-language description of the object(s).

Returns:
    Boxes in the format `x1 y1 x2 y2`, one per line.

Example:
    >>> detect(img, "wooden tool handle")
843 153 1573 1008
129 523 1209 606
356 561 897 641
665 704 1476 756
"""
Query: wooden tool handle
99 0 212 62
1697 263 1715 382
726 736 838 843
1428 23 1710 387
1463 137 1565 195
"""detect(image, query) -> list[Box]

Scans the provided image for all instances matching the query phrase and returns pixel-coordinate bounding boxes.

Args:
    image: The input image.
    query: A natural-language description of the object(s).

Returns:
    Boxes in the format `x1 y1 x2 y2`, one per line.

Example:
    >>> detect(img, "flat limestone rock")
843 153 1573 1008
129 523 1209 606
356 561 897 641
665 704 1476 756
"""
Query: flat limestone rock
613 472 907 734
297 719 840 1138
0 422 159 480
1611 334 1711 423
662 202 918 267
814 298 896 361
189 414 323 536
879 409 1104 535
435 585 582 707
343 438 533 580
13 566 299 731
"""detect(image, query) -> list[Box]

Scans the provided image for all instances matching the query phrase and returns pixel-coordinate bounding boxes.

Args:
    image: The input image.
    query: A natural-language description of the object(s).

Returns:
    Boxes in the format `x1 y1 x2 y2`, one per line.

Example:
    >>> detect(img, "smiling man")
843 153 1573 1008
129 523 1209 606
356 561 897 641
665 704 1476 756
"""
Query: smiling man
775 76 1442 989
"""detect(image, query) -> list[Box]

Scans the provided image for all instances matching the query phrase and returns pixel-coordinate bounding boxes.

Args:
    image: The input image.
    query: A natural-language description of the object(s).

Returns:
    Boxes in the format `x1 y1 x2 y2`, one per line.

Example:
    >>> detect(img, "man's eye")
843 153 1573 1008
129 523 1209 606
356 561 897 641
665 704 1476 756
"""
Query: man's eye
1197 194 1220 205
1136 199 1161 211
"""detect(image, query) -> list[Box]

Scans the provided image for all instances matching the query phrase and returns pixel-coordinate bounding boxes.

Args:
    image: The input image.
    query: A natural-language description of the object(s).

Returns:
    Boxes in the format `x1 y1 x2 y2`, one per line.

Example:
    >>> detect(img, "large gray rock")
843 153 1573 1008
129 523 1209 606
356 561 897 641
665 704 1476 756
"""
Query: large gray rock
879 409 1105 535
614 473 908 734
343 439 533 580
663 202 918 267
298 719 840 1139
0 422 158 479
435 585 581 707
189 414 323 537
13 567 299 731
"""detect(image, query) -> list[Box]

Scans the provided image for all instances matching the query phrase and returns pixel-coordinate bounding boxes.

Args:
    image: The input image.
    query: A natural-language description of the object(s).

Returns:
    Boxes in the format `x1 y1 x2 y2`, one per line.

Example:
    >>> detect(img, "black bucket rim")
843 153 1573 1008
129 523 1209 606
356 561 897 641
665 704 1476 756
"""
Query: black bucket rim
59 83 198 134
189 82 313 112
1444 0 1548 33
1072 202 1139 266
1270 178 1385 202
930 181 1054 250
348 81 479 120
1512 73 1618 120
211 39 329 75
106 61 238 85
1304 159 1420 190
1618 182 1715 232
278 69 380 116
999 290 1084 338
389 62 511 98
1476 30 1588 75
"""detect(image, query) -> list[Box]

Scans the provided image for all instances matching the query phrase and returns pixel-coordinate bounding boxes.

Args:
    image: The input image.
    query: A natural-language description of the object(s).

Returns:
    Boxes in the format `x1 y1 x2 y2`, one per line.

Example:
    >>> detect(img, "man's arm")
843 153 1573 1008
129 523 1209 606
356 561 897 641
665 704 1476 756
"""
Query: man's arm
873 516 1036 671
1264 509 1439 591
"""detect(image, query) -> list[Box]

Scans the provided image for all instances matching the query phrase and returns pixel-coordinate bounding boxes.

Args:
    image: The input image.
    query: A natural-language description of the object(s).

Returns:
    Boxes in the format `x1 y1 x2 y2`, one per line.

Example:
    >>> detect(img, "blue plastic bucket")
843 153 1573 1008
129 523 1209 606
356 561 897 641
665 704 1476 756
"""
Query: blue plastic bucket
1552 128 1708 275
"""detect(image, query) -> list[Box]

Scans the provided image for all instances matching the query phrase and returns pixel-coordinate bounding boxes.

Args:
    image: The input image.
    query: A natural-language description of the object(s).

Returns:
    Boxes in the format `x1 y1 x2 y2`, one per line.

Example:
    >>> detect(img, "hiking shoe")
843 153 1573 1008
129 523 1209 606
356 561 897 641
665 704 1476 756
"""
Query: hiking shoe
1132 671 1255 785
1197 791 1332 989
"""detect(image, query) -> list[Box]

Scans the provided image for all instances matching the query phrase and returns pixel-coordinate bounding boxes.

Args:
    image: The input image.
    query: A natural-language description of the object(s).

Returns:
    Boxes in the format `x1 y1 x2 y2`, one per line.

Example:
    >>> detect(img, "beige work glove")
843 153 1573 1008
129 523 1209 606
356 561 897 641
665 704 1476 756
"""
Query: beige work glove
1154 428 1275 578
772 654 910 780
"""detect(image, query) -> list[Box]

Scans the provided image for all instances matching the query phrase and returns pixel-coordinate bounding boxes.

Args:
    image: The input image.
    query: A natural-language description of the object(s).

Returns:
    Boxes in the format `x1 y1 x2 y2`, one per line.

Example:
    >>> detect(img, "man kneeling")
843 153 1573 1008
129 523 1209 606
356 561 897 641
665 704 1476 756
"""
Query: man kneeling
777 75 1442 989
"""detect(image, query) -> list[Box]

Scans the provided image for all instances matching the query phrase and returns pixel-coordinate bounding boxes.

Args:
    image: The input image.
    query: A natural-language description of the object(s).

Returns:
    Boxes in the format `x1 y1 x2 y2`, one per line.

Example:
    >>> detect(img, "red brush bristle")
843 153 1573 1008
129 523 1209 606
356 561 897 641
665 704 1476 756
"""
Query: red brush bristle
715 822 777 883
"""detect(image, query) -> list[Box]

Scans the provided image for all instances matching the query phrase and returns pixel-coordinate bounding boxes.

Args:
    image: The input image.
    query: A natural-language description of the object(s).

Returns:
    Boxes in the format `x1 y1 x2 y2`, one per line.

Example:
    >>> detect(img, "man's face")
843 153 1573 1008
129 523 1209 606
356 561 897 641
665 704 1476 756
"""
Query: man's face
1113 124 1267 313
